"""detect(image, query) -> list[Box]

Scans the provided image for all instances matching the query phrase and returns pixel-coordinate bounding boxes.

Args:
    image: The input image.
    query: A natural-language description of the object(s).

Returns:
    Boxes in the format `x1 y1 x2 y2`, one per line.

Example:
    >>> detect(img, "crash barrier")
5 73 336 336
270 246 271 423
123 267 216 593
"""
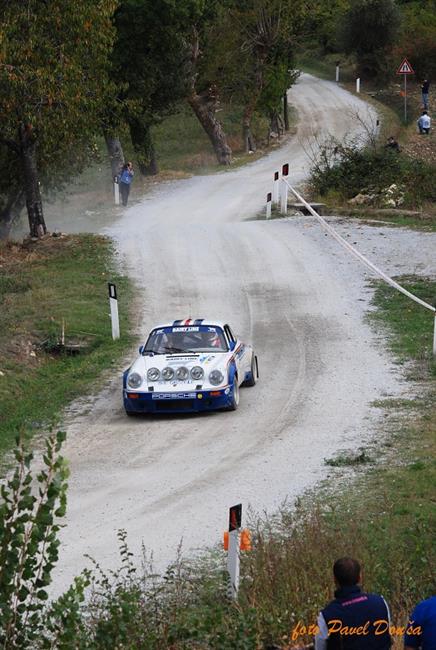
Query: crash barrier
268 166 436 356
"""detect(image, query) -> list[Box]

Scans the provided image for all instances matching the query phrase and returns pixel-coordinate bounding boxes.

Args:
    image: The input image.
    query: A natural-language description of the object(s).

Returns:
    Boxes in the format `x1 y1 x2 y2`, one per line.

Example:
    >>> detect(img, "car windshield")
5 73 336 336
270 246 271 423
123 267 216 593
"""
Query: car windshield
144 326 228 354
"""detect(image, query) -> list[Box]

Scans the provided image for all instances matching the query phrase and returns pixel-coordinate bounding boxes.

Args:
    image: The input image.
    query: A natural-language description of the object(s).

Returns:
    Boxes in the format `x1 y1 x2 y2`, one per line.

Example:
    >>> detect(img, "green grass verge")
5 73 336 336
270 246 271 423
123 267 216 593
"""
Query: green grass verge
151 102 273 174
0 234 134 462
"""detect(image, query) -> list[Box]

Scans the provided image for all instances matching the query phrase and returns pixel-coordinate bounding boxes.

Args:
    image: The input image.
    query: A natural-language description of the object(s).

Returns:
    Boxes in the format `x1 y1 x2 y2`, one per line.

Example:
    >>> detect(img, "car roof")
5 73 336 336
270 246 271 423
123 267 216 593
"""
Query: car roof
150 319 227 330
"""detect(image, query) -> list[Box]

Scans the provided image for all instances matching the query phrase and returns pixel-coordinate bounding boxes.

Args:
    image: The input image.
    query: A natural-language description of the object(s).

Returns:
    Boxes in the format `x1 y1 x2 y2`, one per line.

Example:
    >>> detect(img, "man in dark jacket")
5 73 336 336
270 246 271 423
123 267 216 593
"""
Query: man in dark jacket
315 557 391 649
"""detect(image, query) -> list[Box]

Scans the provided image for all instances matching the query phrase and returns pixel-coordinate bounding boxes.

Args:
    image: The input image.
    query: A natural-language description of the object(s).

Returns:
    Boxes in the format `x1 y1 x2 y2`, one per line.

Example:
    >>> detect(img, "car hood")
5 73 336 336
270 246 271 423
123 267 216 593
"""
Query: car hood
127 352 231 391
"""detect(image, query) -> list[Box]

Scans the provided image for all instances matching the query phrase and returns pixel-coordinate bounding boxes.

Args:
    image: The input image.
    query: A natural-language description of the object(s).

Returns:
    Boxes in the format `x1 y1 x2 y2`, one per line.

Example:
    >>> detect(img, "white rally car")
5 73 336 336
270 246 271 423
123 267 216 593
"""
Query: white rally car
123 319 258 415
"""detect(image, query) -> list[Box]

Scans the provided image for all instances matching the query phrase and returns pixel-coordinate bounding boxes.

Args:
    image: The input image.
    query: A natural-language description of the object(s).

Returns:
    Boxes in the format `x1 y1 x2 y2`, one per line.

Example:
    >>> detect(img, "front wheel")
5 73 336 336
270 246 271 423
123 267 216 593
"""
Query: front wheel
228 378 240 411
244 354 257 387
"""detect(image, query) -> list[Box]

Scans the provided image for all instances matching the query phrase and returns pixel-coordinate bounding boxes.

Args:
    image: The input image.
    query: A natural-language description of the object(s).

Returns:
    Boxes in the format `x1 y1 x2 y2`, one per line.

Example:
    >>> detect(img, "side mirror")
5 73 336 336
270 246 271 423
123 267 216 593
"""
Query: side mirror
139 345 144 354
229 340 236 351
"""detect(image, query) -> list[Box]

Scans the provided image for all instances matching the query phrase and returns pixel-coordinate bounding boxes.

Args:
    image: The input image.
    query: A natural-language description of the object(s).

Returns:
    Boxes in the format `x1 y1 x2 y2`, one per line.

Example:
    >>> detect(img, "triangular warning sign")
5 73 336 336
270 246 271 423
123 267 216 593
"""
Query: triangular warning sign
396 58 414 74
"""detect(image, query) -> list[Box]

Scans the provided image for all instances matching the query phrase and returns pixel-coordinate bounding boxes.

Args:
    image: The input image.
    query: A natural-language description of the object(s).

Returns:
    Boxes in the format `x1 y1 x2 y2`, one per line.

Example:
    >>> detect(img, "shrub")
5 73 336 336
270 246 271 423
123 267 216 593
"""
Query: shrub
309 139 436 207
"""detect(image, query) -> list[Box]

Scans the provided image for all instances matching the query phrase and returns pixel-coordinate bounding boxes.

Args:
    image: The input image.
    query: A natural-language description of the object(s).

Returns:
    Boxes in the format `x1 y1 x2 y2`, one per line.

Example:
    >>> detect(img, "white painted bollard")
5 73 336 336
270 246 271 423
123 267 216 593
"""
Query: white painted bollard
114 176 120 205
280 163 289 215
266 192 272 219
336 65 340 82
226 504 241 600
356 78 360 93
433 311 436 358
273 171 280 205
108 282 120 340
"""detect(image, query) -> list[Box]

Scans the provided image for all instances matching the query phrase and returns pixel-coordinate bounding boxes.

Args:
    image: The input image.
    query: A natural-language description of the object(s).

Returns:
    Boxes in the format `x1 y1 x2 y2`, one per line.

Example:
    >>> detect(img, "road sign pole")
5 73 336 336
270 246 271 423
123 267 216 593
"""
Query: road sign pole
404 74 407 123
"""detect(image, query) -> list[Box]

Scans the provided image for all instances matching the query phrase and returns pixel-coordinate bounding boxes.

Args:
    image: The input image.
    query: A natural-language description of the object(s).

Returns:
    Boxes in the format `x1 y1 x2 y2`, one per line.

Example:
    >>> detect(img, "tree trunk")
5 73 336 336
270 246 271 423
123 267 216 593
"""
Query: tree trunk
0 190 25 240
188 87 232 165
103 130 125 180
283 92 289 131
19 124 46 238
128 118 158 176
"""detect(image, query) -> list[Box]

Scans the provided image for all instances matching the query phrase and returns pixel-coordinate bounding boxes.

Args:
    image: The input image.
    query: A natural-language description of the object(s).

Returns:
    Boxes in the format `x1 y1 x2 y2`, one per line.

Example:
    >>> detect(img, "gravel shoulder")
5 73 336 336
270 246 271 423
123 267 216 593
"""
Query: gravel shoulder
51 74 435 595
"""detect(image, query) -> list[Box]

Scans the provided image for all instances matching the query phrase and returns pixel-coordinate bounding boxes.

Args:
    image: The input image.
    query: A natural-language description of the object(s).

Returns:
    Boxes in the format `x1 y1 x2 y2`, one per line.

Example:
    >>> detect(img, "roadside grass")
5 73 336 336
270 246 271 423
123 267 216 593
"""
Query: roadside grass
328 207 436 231
27 280 434 649
368 276 436 376
152 101 277 174
0 235 133 463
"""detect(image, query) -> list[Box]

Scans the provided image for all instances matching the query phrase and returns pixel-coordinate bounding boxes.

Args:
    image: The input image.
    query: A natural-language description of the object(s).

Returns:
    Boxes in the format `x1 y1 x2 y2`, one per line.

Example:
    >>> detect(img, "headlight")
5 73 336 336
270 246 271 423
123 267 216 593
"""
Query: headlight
162 366 174 381
190 366 204 381
176 366 188 381
209 369 224 386
147 367 160 382
127 372 142 388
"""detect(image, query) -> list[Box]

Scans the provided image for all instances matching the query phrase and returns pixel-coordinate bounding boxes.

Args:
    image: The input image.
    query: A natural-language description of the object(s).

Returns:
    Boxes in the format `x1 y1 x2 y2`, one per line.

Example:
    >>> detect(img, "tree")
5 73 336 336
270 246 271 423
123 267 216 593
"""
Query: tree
199 0 304 154
339 0 401 78
112 0 202 175
0 0 117 238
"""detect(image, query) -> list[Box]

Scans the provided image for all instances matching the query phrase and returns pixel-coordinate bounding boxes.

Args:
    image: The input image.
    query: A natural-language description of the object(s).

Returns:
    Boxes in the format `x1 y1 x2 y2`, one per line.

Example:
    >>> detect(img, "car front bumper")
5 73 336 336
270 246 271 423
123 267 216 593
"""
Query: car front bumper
123 387 232 414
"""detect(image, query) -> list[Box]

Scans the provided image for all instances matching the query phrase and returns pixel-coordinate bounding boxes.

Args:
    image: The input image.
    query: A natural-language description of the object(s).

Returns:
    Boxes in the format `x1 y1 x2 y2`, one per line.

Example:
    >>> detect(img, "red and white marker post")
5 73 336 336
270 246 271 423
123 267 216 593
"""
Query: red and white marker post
226 504 241 600
273 171 280 205
280 163 289 215
266 192 272 219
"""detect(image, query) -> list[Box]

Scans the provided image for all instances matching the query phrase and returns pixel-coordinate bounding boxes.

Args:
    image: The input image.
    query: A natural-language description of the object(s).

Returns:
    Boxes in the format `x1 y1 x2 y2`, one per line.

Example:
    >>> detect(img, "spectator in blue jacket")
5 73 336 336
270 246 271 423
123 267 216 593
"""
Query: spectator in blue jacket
315 557 391 649
404 596 436 650
119 162 134 206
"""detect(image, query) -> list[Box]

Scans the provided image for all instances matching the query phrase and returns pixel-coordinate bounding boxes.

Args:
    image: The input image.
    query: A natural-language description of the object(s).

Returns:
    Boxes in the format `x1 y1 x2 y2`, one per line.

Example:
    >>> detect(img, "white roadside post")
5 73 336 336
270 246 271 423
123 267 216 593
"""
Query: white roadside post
433 308 436 358
335 64 340 82
108 282 120 340
273 171 280 205
114 175 120 205
356 78 360 93
266 192 272 219
227 504 242 600
280 163 289 215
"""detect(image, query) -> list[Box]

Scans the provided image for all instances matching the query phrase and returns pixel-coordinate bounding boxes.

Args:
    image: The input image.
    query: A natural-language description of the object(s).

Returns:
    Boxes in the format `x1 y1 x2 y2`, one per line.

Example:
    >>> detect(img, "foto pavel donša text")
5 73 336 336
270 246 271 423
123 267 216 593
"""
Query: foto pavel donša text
290 619 422 641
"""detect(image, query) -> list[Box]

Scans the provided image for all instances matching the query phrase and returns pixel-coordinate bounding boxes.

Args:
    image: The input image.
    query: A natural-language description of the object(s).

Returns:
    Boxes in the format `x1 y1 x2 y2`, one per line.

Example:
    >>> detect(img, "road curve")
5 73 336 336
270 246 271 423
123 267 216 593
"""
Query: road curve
53 74 391 594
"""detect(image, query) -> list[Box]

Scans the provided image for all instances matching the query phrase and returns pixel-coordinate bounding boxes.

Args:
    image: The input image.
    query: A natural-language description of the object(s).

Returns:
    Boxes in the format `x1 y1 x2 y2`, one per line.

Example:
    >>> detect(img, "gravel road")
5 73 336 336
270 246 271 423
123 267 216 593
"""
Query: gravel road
51 74 436 595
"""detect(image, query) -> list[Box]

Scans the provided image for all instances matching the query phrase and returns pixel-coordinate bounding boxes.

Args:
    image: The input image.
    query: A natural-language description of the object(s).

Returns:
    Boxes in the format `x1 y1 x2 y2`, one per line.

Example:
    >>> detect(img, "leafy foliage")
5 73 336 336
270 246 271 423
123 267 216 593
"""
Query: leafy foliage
309 138 436 206
0 0 117 233
0 432 89 648
338 0 401 78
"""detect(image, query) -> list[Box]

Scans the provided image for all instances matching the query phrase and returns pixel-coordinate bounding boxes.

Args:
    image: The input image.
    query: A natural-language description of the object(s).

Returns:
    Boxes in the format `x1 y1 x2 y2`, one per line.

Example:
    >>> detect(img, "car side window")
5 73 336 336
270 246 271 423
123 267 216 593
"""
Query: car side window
224 325 236 348
225 325 236 342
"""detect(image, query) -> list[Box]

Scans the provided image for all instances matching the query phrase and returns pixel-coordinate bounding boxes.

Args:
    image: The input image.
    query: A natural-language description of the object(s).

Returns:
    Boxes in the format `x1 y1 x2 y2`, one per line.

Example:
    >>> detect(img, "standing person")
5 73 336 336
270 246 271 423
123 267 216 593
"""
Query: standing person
421 79 430 110
404 595 436 650
119 162 134 206
315 557 391 649
417 111 431 134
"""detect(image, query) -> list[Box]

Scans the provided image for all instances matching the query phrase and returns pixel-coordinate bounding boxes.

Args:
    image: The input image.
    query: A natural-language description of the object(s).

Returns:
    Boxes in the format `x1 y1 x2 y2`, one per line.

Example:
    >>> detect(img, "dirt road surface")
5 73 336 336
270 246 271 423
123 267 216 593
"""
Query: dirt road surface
51 74 434 595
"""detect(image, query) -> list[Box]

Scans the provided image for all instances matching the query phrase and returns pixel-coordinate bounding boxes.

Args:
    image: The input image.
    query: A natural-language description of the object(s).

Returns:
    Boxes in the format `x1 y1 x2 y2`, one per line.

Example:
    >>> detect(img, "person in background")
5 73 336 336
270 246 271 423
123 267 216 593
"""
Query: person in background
315 557 391 649
421 79 430 110
385 136 400 152
119 162 134 206
404 595 436 650
417 111 431 134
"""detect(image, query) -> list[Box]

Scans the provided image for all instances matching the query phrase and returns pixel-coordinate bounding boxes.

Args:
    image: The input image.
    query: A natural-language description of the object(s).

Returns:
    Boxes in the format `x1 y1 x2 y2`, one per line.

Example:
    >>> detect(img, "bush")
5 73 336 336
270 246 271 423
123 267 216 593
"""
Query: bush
309 139 436 207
